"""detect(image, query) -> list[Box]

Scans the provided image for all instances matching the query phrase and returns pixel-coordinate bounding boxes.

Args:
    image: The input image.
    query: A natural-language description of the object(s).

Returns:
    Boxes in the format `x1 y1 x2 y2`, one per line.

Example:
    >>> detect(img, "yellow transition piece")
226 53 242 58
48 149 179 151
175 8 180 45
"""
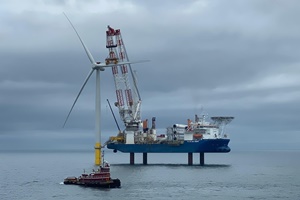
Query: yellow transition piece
94 142 101 166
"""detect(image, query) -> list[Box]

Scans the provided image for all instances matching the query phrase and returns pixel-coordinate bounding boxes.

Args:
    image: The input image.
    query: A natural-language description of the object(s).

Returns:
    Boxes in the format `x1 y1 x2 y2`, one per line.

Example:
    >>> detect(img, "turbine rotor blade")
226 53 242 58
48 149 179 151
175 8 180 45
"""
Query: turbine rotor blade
63 12 96 65
128 60 150 64
63 68 95 127
97 60 150 67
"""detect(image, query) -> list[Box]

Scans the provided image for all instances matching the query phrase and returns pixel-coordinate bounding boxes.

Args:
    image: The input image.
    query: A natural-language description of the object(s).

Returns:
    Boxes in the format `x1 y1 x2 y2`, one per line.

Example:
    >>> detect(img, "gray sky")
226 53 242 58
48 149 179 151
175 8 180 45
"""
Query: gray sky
1 0 300 151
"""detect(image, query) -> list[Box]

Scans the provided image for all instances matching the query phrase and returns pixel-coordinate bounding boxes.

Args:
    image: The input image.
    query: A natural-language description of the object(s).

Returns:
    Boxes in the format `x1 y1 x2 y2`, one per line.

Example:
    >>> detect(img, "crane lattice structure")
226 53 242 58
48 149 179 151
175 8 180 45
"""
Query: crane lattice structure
105 26 142 131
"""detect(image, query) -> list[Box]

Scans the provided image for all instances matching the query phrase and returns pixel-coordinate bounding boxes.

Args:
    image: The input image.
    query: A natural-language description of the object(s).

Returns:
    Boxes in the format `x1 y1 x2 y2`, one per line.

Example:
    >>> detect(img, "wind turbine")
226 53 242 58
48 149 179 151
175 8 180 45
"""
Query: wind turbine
63 14 138 166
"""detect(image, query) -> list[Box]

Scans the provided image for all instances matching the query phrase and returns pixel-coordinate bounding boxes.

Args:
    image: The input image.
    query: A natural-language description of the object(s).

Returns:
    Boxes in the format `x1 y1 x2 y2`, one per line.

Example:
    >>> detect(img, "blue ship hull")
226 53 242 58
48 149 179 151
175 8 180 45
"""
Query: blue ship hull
107 139 230 153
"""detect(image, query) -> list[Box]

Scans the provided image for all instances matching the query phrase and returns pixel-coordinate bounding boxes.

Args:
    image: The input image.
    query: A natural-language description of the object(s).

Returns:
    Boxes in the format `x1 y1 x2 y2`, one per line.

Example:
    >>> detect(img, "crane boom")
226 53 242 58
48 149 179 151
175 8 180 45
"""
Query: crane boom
105 26 141 129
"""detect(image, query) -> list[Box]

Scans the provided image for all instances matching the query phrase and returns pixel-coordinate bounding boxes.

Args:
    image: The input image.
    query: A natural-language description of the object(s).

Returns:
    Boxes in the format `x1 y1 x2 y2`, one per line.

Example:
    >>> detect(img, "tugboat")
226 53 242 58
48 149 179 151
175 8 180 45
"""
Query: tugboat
64 155 121 188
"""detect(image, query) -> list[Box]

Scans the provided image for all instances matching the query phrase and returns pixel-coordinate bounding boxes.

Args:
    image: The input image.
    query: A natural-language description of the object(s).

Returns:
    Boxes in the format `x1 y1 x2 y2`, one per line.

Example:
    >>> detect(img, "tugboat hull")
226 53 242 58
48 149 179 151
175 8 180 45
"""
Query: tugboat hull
64 177 121 188
81 179 121 188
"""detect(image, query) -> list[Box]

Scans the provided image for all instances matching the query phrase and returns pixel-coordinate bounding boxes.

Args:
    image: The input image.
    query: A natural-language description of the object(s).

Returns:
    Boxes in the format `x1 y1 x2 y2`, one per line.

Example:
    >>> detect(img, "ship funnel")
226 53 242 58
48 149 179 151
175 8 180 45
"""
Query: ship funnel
143 119 148 133
151 117 156 129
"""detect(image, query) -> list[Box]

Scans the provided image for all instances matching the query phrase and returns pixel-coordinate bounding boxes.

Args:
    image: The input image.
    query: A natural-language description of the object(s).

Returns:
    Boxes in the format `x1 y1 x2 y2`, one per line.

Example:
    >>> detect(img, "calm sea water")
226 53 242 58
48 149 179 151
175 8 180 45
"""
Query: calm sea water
1 150 299 200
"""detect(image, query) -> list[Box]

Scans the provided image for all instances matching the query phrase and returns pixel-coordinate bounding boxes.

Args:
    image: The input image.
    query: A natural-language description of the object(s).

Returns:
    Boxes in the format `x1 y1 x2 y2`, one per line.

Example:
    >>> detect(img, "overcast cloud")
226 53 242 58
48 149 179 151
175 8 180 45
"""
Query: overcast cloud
1 0 300 151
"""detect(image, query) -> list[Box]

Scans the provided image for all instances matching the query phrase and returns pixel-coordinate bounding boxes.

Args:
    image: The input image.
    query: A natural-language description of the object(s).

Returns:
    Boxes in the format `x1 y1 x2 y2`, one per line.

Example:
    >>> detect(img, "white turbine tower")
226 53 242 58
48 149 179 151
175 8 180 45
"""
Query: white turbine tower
63 14 139 166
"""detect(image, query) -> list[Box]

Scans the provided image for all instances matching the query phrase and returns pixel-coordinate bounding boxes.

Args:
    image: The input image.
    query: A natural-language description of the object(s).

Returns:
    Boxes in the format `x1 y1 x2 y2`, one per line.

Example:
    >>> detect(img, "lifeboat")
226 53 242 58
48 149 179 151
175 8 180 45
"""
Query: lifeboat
193 134 203 139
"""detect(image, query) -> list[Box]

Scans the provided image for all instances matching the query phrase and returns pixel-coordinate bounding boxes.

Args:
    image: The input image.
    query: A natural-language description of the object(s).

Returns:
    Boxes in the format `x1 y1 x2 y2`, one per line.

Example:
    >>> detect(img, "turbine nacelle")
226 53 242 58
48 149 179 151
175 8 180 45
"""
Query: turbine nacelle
93 62 105 71
92 60 149 71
